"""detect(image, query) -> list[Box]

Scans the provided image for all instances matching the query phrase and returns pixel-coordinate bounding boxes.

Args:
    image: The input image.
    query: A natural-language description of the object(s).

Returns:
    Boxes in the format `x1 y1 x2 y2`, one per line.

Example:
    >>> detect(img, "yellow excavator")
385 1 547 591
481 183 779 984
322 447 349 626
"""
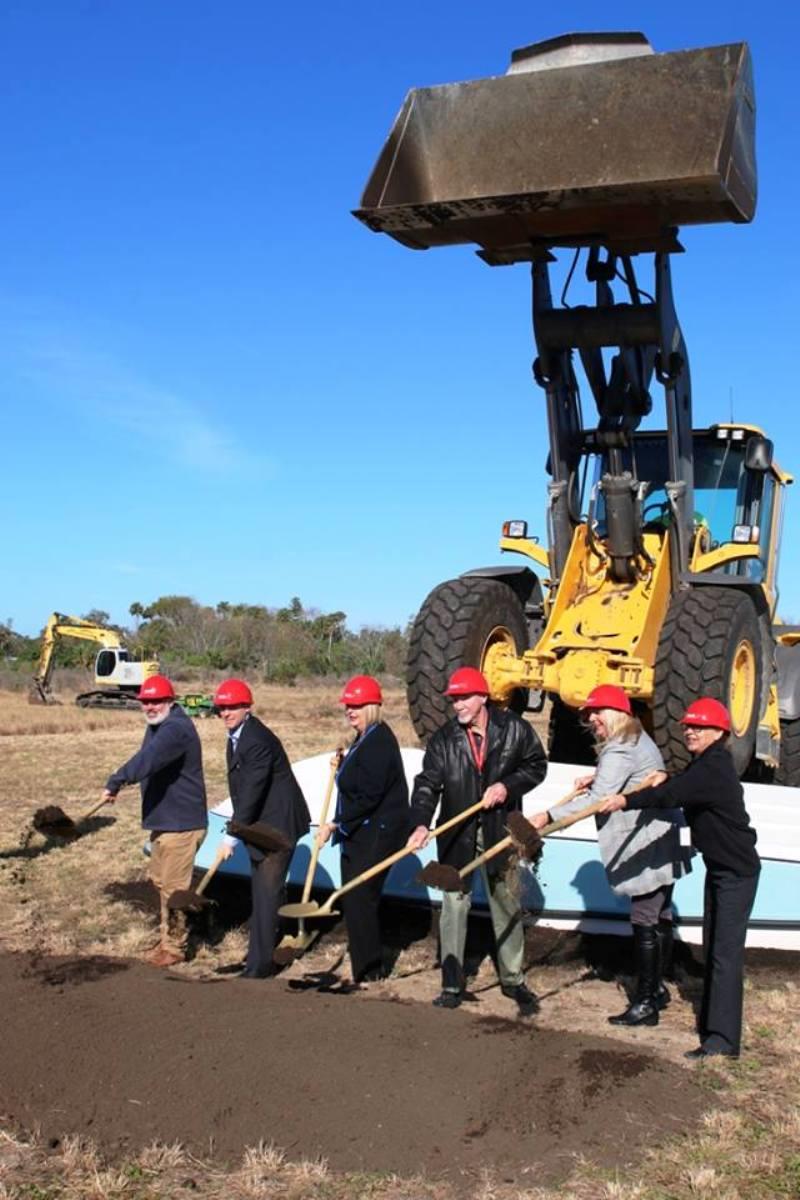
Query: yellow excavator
30 613 160 710
355 32 800 783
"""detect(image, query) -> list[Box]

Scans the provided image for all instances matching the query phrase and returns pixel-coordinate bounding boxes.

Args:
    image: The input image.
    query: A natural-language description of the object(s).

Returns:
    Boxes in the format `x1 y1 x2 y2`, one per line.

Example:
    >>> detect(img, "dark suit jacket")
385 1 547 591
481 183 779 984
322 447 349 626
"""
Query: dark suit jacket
335 721 410 845
227 715 310 860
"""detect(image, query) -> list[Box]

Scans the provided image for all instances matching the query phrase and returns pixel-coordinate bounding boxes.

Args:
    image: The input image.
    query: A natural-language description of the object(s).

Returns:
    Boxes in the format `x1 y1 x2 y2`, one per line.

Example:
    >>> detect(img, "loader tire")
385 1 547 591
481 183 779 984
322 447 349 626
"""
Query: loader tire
407 577 529 743
652 587 762 777
547 697 595 766
775 719 800 787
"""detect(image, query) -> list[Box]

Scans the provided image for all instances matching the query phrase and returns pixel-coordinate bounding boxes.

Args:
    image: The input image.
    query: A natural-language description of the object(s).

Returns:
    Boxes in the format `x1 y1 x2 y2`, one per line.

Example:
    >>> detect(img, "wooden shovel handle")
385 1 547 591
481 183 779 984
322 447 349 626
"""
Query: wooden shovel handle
458 796 610 880
321 797 487 911
196 844 228 897
550 784 589 809
302 758 340 904
79 796 113 822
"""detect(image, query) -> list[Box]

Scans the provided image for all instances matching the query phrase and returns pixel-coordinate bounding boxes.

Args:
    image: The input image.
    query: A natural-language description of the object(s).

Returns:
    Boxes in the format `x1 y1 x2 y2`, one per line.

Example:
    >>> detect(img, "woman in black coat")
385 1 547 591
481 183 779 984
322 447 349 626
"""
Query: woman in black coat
317 675 410 984
599 697 760 1059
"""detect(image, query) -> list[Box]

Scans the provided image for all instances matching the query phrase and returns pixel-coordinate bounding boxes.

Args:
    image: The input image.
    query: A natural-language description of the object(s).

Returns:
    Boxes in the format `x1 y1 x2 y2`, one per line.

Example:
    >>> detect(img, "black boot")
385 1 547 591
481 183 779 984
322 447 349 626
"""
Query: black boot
608 925 659 1027
654 919 674 1009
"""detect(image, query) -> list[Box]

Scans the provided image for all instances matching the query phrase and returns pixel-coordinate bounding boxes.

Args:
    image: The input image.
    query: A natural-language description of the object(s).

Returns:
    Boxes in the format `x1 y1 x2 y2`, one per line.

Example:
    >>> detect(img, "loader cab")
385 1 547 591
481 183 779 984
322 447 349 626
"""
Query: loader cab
580 425 790 593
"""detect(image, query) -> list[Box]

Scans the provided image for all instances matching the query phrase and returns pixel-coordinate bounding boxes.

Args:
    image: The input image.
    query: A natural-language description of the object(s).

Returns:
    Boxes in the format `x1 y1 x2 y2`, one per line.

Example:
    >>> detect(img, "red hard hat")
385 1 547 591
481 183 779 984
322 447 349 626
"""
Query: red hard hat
214 678 254 707
680 697 731 732
340 675 383 705
444 667 490 697
138 674 175 702
581 685 632 715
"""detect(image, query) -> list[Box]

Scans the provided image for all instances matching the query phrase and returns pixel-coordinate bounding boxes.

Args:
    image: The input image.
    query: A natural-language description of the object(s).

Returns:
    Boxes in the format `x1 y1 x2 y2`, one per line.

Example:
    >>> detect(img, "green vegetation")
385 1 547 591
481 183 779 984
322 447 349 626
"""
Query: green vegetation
1 596 409 685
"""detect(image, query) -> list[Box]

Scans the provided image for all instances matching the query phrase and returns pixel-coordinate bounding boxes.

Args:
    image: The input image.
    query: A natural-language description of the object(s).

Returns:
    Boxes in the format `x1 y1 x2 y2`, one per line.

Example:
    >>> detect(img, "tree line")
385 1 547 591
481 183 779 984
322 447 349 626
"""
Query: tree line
1 596 409 684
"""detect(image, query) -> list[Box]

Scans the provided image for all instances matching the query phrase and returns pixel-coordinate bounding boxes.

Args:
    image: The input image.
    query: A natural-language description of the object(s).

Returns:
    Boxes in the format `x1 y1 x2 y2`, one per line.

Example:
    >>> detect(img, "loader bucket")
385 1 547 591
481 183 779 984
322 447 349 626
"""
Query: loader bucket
354 33 756 262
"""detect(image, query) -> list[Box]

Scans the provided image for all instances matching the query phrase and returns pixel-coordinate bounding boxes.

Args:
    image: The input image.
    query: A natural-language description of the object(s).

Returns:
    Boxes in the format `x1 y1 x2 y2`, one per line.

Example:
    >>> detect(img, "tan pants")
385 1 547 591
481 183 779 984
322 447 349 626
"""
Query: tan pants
149 829 206 956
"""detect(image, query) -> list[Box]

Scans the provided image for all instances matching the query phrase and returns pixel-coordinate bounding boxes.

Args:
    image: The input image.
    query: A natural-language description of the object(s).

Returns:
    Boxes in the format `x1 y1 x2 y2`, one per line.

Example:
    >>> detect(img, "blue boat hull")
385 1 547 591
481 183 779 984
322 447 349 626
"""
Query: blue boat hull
194 750 800 950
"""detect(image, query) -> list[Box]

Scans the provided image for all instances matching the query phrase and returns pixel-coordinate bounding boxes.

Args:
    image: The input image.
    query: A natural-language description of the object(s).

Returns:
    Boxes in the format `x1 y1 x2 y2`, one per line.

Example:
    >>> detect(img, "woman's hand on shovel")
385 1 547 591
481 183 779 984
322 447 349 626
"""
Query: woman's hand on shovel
316 822 337 848
406 825 430 851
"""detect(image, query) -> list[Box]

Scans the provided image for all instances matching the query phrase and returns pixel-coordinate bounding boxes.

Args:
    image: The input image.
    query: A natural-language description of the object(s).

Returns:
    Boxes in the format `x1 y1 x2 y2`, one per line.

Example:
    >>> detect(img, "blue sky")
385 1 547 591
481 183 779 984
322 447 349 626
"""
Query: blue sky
3 1 800 636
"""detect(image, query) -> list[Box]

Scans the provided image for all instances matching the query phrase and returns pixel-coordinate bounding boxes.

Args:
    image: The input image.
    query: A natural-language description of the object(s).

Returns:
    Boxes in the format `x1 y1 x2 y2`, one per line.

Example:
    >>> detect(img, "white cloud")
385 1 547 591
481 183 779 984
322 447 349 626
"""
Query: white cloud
1 305 272 476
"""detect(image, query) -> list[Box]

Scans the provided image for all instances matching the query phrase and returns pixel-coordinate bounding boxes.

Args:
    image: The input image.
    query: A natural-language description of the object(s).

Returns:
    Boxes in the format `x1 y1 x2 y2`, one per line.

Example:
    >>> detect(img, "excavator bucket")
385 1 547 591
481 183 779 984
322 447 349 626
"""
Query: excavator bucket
354 33 756 262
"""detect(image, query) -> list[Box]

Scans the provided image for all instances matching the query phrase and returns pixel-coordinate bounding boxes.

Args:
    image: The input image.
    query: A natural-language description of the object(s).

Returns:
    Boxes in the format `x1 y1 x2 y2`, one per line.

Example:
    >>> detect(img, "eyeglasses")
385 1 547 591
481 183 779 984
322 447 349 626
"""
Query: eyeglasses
216 704 247 713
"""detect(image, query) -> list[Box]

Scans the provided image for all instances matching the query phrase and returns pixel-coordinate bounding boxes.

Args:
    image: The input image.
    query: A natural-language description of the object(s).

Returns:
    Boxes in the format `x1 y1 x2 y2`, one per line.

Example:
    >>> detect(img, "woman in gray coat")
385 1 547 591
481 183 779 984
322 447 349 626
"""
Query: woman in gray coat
533 685 689 1026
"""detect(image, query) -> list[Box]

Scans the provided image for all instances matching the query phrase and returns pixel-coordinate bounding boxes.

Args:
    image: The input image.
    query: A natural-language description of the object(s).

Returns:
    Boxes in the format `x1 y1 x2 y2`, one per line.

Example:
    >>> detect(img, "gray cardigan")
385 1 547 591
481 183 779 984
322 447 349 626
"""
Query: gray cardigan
557 730 689 897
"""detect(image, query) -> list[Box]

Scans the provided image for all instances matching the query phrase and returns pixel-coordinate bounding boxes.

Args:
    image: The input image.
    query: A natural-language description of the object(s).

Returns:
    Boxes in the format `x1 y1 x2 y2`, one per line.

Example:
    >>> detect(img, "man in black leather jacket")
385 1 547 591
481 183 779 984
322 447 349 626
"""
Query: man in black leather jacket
408 667 547 1014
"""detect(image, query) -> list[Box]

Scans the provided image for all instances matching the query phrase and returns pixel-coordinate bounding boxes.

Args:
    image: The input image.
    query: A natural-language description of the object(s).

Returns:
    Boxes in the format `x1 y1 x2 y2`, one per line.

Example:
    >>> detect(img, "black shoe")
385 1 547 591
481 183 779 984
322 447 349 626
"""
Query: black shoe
608 997 659 1027
684 1045 739 1061
655 983 671 1010
432 990 462 1009
358 967 389 983
501 983 540 1017
241 967 275 979
214 961 247 976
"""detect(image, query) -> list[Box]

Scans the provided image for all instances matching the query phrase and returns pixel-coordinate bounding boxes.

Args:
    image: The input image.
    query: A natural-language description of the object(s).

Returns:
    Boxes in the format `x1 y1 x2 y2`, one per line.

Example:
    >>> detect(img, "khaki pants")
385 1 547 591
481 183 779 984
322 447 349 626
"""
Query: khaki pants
439 830 525 993
149 829 206 956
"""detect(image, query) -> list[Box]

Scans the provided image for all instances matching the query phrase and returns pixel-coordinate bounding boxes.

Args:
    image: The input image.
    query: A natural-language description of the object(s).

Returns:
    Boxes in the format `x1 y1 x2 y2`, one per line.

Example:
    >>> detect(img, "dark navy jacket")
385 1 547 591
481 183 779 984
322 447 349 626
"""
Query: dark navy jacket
105 704 208 832
335 721 410 842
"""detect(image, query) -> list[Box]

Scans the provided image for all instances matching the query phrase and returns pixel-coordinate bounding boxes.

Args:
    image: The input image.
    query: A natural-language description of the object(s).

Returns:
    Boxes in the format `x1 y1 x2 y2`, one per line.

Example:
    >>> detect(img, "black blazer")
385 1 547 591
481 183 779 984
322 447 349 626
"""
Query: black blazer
227 715 310 859
335 722 410 842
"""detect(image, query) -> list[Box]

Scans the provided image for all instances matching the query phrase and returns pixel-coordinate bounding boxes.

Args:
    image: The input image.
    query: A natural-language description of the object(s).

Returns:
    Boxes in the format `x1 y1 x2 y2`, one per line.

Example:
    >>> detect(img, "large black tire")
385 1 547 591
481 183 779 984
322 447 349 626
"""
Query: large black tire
775 719 800 787
652 587 763 776
547 697 595 765
407 577 529 743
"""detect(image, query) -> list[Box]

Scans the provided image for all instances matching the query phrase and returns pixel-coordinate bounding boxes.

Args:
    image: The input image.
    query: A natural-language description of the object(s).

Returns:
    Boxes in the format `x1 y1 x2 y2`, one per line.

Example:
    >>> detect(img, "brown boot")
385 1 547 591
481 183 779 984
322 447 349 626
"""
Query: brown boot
145 947 184 968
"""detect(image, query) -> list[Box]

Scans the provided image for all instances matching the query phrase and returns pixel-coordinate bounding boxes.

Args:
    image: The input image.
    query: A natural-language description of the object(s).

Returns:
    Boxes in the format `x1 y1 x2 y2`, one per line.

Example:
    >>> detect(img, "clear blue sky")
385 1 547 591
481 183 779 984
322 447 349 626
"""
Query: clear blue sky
4 1 800 636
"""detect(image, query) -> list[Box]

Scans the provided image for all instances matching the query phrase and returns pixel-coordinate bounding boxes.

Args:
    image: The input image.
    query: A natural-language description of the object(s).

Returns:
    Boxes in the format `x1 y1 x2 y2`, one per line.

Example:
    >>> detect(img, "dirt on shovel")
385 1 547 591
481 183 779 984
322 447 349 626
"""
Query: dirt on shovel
31 806 81 839
227 820 292 854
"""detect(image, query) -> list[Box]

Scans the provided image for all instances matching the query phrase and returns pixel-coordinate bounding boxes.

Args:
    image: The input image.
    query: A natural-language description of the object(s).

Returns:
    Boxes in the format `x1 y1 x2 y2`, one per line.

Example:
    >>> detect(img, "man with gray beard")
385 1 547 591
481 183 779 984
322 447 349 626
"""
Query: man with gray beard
103 675 207 966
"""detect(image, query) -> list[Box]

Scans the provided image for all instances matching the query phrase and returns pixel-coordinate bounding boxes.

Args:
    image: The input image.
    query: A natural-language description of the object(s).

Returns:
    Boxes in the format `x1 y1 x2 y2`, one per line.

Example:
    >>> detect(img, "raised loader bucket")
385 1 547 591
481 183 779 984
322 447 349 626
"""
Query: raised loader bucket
354 33 756 262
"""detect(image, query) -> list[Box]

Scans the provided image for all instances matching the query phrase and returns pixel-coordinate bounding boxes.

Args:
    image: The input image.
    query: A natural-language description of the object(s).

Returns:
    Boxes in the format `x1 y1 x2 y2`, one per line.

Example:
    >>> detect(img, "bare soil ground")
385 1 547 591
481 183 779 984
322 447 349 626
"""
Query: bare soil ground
1 683 799 1199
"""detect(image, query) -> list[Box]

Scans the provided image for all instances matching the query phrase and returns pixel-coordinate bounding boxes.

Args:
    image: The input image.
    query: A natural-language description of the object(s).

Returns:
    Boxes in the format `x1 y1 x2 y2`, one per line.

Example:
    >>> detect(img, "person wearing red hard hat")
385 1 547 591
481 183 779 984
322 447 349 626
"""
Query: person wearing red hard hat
102 675 208 967
407 665 547 1016
214 678 310 979
599 696 760 1060
531 684 689 1029
315 675 409 984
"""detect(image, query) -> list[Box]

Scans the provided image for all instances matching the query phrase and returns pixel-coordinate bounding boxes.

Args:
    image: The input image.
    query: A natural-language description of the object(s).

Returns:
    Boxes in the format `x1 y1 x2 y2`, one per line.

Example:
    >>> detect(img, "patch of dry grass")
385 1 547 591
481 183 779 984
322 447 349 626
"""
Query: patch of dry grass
1 686 799 1199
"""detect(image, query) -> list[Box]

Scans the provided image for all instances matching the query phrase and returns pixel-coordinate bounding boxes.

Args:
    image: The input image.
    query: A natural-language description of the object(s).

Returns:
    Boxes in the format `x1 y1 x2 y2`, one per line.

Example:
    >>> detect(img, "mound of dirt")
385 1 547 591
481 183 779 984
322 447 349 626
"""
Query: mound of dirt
0 950 712 1187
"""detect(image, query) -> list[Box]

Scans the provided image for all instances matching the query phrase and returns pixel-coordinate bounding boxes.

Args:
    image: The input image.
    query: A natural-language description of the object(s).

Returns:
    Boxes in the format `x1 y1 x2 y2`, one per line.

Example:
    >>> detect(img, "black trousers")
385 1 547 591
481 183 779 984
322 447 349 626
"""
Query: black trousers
340 825 404 982
700 863 759 1054
246 847 293 976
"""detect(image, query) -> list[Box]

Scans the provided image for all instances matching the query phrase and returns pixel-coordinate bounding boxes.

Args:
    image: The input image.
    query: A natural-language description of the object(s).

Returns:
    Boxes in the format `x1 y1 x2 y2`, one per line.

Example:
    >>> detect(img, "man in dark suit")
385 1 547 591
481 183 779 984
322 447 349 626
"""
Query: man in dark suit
216 678 310 978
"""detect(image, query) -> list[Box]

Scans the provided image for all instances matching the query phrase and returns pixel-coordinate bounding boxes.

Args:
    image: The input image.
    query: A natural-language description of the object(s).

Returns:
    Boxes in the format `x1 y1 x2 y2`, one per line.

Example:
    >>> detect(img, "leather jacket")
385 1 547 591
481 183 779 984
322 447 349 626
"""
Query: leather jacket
410 706 547 875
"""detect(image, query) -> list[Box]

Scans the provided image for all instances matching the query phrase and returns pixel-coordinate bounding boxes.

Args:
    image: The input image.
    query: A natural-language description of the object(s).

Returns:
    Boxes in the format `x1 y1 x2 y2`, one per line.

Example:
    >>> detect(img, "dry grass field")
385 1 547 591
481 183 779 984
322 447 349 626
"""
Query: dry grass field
1 684 799 1199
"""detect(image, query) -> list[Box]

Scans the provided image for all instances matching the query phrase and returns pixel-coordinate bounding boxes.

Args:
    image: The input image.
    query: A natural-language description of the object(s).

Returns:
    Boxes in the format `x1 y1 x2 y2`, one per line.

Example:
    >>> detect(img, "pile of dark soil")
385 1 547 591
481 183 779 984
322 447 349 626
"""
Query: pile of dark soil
0 950 712 1187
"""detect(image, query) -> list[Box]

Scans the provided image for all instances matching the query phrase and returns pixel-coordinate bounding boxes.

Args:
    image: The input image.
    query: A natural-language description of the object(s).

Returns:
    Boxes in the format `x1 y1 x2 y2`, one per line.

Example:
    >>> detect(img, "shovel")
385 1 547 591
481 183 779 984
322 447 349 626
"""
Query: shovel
273 757 340 964
167 844 229 912
32 797 113 840
278 796 489 922
226 819 292 854
418 797 609 892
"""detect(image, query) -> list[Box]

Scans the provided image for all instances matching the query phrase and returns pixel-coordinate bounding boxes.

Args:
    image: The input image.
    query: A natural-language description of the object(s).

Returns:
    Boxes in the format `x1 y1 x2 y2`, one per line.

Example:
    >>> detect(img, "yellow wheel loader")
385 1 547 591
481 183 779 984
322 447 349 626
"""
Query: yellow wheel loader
355 32 800 782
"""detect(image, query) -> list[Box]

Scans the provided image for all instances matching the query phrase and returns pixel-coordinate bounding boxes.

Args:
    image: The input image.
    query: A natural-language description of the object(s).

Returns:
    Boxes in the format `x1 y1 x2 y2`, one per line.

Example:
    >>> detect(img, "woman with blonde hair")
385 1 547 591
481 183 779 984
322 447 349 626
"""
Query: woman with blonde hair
317 675 409 984
532 684 688 1026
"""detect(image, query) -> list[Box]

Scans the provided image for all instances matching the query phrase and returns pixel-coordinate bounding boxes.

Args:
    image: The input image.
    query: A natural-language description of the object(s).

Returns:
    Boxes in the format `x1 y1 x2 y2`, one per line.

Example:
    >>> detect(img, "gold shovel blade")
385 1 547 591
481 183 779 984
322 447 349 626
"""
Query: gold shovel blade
279 901 322 919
